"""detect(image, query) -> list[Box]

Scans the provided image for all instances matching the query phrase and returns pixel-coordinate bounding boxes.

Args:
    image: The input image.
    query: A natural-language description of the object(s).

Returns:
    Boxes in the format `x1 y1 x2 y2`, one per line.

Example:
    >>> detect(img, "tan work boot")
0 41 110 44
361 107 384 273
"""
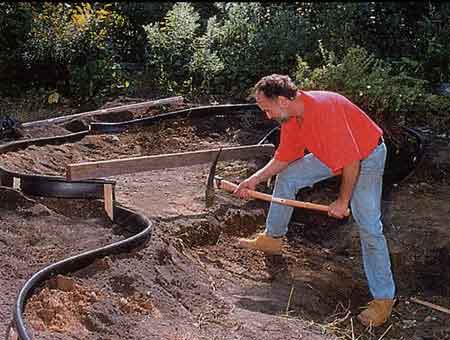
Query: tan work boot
357 299 394 327
237 232 282 255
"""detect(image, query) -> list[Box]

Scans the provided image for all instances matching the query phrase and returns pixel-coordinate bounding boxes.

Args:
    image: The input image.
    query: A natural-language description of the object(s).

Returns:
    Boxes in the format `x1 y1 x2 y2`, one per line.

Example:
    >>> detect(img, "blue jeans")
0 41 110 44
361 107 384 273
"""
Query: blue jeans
266 142 395 299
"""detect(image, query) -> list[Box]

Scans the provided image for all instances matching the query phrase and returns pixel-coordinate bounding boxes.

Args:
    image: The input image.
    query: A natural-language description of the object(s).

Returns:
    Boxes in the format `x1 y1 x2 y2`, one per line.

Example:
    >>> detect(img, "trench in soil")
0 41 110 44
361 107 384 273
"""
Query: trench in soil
1 105 449 339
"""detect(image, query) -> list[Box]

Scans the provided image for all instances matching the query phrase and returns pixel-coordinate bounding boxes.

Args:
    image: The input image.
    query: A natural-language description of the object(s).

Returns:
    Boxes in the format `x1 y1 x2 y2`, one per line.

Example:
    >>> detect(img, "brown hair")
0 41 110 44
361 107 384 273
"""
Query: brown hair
253 74 298 100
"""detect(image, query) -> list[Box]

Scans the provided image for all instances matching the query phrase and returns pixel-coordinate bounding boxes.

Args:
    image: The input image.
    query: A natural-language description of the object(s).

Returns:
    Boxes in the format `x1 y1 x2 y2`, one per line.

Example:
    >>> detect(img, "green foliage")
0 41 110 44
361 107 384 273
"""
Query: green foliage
0 1 449 132
419 94 450 135
22 3 130 99
294 46 450 132
0 3 33 94
190 16 225 93
113 2 172 26
0 3 33 63
143 3 201 94
142 2 307 96
297 2 362 61
414 3 450 83
204 3 306 95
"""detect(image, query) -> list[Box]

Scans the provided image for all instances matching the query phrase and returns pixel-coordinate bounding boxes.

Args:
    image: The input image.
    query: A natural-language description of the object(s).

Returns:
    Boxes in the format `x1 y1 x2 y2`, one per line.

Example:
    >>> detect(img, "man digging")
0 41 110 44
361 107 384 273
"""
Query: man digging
233 74 395 327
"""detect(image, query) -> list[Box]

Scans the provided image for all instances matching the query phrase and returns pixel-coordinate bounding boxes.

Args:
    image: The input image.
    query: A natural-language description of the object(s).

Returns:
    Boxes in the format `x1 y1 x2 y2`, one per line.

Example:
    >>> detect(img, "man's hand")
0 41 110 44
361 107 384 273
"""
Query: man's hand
328 199 350 219
233 175 260 199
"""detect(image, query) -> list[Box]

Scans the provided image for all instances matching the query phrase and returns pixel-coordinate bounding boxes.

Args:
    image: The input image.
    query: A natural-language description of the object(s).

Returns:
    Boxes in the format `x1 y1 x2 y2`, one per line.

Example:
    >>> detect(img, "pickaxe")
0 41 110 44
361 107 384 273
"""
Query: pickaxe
205 148 349 217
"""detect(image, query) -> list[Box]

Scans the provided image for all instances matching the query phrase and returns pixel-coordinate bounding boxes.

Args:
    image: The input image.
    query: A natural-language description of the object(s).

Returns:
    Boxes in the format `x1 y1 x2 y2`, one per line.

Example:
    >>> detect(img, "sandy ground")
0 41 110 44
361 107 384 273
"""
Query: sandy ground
0 103 449 340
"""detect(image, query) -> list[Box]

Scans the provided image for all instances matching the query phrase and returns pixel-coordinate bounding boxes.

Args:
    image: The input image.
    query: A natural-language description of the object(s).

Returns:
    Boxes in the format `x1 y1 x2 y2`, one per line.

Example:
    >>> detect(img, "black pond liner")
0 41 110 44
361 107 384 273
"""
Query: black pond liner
1 103 424 339
0 104 263 340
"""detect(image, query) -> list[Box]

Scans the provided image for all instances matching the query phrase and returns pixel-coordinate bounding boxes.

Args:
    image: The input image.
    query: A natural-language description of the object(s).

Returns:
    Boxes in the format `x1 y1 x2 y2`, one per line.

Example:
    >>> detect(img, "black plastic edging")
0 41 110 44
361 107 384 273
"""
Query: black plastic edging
13 205 151 340
2 102 265 339
91 103 261 133
392 126 426 183
0 129 90 154
0 124 114 199
3 101 426 339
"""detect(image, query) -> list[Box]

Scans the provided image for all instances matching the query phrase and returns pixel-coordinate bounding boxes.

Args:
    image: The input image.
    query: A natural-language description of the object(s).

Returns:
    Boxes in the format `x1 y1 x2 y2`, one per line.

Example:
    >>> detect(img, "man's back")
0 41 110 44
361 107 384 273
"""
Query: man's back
274 90 383 172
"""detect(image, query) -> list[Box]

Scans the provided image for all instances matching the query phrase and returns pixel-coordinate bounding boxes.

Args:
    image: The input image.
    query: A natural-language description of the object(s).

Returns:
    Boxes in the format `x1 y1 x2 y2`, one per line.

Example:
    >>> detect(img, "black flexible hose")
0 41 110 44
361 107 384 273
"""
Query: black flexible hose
257 126 280 146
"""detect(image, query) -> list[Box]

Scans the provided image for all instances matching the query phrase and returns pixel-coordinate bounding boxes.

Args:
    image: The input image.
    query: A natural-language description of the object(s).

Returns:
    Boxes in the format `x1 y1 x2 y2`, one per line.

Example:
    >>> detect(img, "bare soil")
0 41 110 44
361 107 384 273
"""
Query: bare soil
0 100 449 340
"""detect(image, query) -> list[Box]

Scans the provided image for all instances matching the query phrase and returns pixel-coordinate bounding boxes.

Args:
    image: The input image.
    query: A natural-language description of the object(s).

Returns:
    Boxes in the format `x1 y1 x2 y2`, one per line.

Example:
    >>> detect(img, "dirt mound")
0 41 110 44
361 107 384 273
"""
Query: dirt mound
0 188 123 337
0 109 271 176
25 273 158 338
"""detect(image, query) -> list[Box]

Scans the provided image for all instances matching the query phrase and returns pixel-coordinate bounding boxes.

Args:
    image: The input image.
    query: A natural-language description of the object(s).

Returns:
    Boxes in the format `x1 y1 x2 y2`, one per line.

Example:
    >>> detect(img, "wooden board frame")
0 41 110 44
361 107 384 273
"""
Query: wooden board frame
66 144 275 181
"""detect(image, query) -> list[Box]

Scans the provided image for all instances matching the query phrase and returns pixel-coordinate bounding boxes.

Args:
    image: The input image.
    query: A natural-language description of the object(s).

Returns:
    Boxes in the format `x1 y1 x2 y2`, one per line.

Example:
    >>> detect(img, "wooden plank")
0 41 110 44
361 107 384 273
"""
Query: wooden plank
66 144 275 181
23 96 184 128
103 184 114 221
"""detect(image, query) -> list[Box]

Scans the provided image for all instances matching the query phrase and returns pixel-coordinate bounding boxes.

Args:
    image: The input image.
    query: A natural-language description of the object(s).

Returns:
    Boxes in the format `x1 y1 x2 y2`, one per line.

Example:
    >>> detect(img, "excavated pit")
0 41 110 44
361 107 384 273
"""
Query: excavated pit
18 202 362 340
1 102 449 340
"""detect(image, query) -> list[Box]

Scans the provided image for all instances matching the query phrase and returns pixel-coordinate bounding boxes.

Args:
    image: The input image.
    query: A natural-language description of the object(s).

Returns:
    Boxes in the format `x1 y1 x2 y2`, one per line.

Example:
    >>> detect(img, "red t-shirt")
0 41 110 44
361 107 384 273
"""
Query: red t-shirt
274 90 383 173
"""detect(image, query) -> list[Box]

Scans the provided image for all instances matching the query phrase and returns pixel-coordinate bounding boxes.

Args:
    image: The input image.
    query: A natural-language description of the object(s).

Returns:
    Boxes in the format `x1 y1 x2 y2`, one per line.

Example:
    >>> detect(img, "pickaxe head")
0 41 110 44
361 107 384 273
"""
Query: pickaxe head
205 148 222 208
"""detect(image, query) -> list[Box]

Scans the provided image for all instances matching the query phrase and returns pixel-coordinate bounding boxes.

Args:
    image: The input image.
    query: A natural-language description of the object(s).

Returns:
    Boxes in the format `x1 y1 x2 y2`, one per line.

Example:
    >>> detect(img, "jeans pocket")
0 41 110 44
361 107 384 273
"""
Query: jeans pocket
361 144 386 175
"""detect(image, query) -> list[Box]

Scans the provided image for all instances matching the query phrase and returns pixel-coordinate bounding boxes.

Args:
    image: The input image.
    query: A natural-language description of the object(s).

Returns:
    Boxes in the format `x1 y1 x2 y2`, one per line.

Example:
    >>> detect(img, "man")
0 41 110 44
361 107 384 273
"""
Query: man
234 74 395 327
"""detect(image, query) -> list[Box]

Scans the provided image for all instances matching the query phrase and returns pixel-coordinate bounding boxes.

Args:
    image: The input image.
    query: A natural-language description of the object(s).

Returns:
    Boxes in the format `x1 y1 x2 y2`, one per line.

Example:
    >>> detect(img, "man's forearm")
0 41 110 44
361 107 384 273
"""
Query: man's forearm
339 160 361 203
251 158 289 184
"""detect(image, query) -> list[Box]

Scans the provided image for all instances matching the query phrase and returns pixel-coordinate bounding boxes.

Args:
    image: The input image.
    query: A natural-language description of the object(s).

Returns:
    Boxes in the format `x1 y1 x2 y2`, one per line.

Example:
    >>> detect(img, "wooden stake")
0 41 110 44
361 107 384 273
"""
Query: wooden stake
13 177 21 190
7 323 18 340
103 184 114 221
410 297 450 315
285 285 295 316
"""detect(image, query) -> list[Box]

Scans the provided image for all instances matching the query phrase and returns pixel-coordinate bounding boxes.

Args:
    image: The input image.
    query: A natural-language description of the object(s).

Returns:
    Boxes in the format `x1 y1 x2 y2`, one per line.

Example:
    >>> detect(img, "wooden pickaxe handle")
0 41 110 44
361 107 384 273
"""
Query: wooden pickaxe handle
216 178 350 217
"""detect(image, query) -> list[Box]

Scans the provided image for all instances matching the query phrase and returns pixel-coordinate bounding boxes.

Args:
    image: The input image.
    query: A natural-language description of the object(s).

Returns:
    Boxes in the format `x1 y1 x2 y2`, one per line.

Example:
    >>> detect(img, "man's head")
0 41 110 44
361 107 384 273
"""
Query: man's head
253 74 298 124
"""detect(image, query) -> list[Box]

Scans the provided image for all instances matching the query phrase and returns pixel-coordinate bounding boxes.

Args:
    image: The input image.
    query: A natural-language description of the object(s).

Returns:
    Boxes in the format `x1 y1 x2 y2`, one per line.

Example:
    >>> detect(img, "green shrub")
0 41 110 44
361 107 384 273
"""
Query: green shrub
143 3 201 94
297 3 362 61
204 3 306 96
415 11 450 83
0 3 32 64
419 95 450 135
142 3 308 97
0 3 33 95
189 16 225 94
23 3 130 100
294 46 450 133
295 47 427 124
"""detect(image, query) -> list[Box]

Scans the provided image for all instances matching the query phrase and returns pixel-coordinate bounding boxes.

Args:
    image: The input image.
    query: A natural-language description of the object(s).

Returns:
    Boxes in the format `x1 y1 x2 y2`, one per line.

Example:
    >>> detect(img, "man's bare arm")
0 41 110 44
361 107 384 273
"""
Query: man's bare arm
234 158 289 198
251 158 289 184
